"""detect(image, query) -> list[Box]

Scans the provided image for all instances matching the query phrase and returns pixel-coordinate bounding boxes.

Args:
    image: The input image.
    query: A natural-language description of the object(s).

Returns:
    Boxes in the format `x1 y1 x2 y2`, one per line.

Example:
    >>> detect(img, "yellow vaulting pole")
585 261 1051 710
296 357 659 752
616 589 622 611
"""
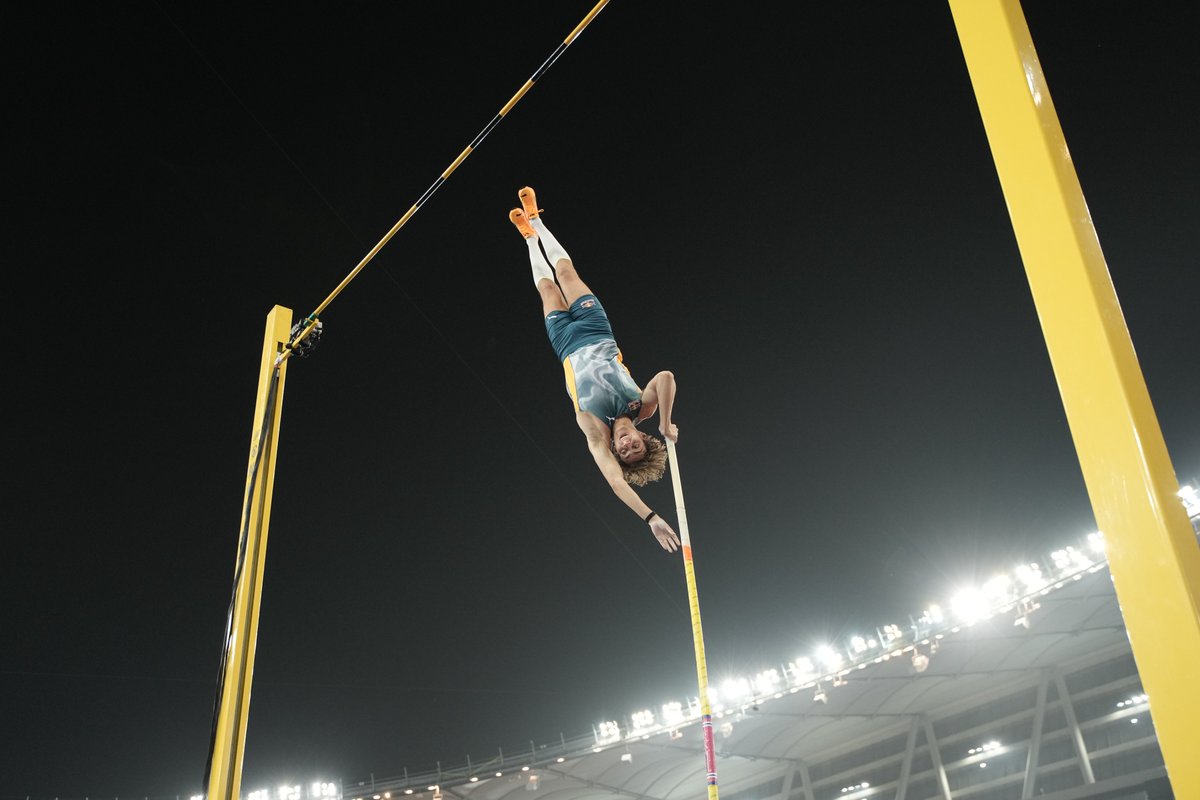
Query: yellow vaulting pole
205 305 293 800
948 2 1200 796
665 440 719 800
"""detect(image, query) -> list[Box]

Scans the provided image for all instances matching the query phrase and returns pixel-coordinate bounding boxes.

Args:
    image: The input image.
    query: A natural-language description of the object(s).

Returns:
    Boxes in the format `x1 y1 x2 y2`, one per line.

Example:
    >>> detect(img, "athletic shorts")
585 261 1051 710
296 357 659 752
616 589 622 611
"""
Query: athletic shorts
545 294 615 363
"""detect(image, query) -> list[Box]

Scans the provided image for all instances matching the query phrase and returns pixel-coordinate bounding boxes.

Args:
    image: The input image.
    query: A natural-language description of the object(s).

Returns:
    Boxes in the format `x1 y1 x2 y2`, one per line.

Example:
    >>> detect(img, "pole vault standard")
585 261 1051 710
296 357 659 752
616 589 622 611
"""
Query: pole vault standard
666 440 720 800
205 4 614 798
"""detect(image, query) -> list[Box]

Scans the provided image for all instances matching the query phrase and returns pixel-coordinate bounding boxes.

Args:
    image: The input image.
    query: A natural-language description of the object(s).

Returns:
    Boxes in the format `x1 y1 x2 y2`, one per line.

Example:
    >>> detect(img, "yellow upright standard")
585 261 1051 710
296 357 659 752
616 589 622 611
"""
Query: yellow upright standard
948 2 1200 796
206 305 294 800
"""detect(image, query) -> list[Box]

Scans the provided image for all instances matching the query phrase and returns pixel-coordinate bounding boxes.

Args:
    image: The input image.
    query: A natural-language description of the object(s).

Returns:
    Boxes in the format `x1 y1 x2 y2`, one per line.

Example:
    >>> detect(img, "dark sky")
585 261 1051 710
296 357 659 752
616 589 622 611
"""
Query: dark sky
6 2 1197 797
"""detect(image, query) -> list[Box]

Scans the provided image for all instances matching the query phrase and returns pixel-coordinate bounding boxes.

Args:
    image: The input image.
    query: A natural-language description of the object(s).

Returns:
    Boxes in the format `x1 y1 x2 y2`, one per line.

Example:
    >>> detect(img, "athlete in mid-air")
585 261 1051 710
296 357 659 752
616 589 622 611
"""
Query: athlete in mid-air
508 186 681 553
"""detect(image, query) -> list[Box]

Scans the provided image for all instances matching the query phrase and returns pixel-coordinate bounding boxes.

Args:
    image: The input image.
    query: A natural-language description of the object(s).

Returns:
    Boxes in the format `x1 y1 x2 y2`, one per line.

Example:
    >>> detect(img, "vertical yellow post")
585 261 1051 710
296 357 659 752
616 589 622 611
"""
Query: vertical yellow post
947 2 1200 796
206 305 293 800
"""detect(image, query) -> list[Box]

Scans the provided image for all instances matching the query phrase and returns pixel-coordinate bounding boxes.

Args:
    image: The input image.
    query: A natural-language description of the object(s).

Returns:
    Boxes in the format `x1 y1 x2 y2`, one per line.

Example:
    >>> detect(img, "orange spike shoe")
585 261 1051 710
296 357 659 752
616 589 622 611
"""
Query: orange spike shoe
518 186 543 220
509 207 536 239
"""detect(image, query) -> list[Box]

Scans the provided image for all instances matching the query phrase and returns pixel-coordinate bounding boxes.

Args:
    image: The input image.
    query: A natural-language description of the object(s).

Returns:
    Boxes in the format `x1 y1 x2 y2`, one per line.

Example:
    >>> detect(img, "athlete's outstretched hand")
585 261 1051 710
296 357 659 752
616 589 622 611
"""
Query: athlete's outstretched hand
649 516 681 553
660 422 678 442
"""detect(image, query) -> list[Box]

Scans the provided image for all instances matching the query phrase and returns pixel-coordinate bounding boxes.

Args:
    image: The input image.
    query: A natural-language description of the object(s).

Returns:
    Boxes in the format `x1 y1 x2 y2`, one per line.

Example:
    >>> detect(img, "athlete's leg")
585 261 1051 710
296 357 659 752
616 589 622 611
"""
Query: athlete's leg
534 218 593 305
511 207 567 316
519 187 594 305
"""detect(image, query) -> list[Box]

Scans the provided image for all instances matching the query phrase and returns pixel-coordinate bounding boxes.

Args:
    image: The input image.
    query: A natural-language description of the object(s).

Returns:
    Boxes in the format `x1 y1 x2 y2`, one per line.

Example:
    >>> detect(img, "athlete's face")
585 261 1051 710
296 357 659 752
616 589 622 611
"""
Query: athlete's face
615 430 646 463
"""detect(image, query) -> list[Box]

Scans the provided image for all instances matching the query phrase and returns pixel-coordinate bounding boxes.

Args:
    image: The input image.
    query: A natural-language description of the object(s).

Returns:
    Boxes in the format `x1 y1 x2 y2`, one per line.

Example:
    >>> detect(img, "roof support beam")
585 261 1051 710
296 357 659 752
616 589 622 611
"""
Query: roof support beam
1022 670 1050 798
921 717 952 800
1054 668 1095 785
895 716 920 800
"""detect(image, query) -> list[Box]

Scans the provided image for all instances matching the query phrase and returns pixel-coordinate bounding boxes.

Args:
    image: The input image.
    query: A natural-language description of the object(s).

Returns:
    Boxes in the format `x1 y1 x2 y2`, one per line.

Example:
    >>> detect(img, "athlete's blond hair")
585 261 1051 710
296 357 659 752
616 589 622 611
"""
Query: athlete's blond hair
618 432 668 487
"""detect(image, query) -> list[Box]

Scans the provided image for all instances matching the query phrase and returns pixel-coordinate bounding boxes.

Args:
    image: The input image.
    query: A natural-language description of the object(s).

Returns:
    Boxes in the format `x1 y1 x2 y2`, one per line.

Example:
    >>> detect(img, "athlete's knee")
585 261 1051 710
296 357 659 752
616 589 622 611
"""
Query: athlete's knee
554 259 578 281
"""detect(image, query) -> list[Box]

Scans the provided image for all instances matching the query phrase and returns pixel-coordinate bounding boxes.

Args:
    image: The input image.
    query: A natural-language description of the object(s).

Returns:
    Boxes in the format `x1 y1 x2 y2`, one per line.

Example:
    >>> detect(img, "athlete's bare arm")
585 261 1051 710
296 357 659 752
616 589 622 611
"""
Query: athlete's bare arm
637 370 678 441
577 411 680 552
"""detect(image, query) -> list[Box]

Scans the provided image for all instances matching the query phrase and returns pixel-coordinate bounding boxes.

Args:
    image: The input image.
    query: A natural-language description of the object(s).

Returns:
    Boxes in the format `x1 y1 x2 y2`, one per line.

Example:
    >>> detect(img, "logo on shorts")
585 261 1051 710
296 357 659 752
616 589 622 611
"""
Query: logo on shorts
628 400 641 413
581 299 595 309
548 314 560 320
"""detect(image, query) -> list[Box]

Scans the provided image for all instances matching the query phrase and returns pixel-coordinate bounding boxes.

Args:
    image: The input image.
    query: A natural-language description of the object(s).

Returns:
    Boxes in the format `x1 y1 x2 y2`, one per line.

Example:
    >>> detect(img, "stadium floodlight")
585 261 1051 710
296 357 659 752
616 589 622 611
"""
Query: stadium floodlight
1117 693 1149 708
982 574 1013 604
950 587 989 624
1014 563 1046 593
661 701 684 725
789 656 816 682
595 720 621 743
816 645 842 671
630 708 655 732
1178 484 1199 517
721 676 751 702
753 668 780 694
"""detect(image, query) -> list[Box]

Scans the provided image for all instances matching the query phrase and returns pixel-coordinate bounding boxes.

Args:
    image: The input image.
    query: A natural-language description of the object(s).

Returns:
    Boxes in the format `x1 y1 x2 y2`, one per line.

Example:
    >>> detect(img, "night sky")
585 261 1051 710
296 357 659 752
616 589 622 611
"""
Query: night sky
6 2 1198 797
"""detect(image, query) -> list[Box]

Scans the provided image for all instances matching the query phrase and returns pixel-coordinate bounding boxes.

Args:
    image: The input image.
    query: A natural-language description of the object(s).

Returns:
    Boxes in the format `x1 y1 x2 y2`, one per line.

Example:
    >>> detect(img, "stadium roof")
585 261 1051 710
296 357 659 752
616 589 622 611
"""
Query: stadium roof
353 561 1152 800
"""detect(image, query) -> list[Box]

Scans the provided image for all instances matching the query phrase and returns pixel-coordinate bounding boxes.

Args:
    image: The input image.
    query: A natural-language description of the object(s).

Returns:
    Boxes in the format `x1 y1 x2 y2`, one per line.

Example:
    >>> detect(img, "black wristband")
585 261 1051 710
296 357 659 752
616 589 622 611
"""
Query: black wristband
644 510 657 523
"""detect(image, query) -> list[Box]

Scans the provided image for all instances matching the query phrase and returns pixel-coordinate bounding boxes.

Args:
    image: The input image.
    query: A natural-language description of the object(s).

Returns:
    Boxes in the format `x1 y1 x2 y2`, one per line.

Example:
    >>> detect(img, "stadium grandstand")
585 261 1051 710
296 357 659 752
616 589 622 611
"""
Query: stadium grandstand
227 485 1198 800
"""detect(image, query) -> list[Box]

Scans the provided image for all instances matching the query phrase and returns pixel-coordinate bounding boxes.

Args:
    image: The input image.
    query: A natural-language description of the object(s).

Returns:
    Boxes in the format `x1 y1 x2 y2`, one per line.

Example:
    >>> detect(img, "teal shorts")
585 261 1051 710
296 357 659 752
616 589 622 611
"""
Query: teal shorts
545 294 615 362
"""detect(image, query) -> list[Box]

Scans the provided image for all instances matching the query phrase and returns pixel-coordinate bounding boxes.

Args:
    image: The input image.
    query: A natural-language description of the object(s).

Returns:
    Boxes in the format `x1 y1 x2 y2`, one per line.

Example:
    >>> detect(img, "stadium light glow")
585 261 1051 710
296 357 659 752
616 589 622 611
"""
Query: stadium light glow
1178 484 1199 517
1117 693 1149 708
950 587 989 624
595 720 620 743
1014 562 1046 593
752 668 780 694
721 676 751 702
630 708 656 732
661 700 684 725
816 645 842 671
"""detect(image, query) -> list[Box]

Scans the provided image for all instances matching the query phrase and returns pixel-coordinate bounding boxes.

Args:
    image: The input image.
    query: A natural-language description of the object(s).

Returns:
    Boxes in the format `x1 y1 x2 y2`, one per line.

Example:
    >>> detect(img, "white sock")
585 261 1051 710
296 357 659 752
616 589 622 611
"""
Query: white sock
526 236 554 285
532 218 572 269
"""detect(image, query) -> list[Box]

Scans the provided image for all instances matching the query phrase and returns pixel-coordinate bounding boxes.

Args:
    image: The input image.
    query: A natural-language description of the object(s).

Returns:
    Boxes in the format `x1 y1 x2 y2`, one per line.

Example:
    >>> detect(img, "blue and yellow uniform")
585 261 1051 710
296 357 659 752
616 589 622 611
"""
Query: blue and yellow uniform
545 294 643 427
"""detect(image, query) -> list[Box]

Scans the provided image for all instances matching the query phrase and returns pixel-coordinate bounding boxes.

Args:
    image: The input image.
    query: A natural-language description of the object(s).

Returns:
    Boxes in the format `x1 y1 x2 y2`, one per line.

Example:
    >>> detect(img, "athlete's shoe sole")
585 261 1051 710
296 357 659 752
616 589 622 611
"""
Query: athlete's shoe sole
509 208 536 239
518 186 542 220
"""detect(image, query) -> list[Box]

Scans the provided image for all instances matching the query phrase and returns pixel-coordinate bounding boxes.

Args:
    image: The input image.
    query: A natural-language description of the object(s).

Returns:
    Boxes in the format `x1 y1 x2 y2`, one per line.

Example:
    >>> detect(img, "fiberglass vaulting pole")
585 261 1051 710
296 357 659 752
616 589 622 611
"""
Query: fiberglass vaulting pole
666 440 719 800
